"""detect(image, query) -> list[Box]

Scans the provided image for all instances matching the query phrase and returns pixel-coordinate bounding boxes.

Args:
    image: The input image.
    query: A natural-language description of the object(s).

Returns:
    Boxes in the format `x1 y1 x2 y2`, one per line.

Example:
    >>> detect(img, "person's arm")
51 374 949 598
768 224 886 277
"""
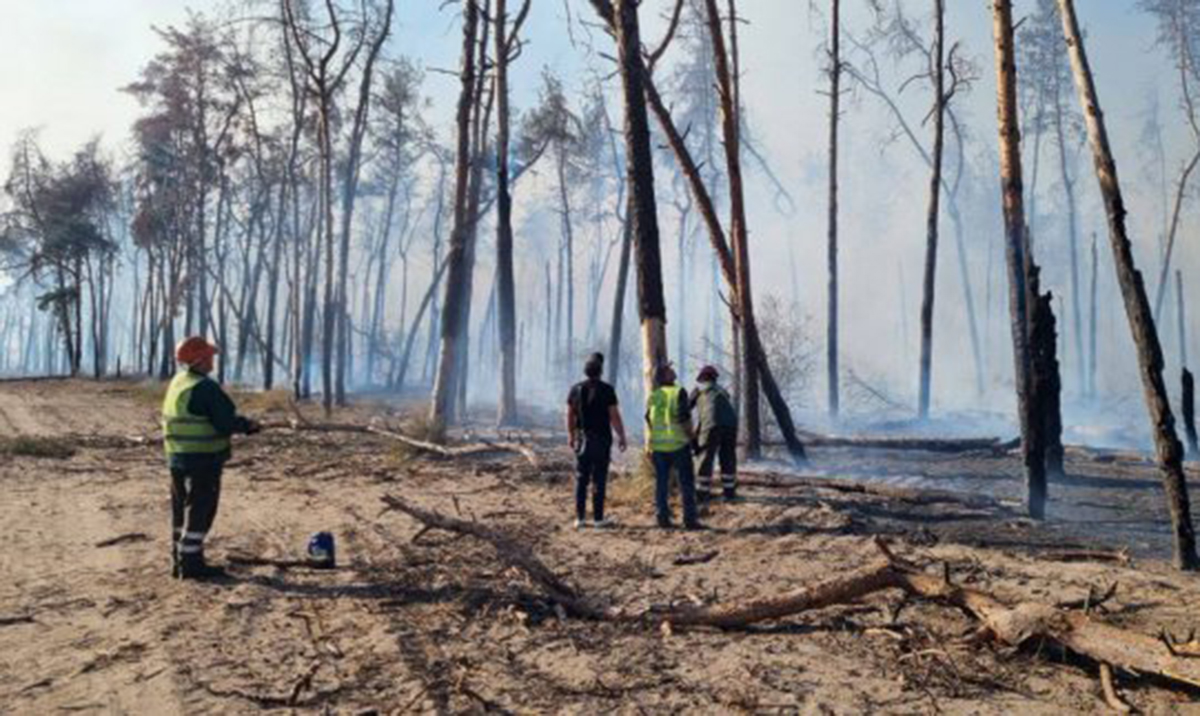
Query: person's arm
566 402 579 450
609 405 628 452
189 379 256 436
677 392 695 442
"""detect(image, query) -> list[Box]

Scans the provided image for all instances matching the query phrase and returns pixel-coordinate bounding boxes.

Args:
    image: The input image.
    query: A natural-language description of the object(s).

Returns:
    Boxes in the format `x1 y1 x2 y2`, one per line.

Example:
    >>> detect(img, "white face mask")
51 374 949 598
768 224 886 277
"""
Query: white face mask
698 380 714 389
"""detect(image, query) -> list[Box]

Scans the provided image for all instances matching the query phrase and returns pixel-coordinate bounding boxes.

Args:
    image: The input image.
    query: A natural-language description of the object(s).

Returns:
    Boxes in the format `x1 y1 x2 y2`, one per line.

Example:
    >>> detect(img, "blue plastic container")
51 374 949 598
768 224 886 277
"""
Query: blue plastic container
307 531 336 569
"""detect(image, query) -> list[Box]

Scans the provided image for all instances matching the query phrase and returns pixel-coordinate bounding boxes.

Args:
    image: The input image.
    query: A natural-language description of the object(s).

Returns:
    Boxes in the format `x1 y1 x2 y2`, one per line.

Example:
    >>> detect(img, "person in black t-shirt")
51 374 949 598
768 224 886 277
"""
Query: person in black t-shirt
566 353 628 528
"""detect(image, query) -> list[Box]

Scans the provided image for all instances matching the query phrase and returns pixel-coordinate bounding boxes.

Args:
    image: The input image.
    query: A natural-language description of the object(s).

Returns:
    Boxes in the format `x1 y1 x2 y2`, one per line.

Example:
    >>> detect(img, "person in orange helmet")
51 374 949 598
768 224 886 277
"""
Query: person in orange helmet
162 336 261 580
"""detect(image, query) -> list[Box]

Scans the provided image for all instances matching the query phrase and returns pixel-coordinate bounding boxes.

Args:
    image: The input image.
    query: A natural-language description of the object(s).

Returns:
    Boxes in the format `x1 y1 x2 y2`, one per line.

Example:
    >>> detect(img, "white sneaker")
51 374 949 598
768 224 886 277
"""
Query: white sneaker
593 519 615 529
573 519 586 530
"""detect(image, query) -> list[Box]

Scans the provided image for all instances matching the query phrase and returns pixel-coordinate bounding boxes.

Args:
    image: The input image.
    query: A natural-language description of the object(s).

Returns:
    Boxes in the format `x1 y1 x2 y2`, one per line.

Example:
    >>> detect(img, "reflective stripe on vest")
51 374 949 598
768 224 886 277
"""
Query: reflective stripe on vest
647 385 689 453
162 371 230 455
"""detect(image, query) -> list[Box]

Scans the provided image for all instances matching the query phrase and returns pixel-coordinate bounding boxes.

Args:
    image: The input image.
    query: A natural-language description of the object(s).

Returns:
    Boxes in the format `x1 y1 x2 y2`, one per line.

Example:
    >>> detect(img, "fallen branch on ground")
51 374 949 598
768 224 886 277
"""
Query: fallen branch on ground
274 406 540 467
95 532 151 548
381 497 1200 691
0 614 35 627
1037 549 1132 566
738 471 1002 511
779 432 1017 455
1099 662 1133 713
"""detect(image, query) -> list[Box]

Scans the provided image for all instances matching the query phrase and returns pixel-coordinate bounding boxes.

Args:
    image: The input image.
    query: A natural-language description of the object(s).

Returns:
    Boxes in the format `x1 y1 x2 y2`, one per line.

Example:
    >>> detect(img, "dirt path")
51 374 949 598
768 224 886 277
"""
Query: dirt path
3 380 1200 713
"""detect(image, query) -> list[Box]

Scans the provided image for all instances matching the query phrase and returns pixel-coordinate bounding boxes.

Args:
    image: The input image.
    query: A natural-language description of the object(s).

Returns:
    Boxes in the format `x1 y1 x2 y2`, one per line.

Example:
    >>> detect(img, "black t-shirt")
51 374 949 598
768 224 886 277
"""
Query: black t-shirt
567 379 618 441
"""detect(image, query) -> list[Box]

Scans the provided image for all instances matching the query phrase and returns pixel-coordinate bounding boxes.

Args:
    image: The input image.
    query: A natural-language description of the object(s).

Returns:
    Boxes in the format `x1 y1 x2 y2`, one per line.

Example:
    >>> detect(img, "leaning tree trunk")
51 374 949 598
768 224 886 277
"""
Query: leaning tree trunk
994 0 1048 519
585 0 807 464
608 199 633 390
1057 0 1198 570
495 0 519 426
826 0 842 421
614 0 669 393
429 0 480 434
917 0 946 421
704 0 760 456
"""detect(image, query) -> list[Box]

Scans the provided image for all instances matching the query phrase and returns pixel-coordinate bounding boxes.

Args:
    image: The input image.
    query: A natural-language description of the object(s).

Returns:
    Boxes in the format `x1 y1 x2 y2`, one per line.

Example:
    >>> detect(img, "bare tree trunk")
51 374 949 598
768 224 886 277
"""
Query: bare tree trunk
704 0 760 456
614 0 670 393
495 0 519 425
1177 269 1189 370
1089 233 1099 399
1057 0 1198 570
429 0 480 433
917 0 946 421
608 199 633 389
1053 90 1086 394
826 0 841 421
1184 369 1199 459
585 0 806 463
994 0 1047 519
1153 150 1200 321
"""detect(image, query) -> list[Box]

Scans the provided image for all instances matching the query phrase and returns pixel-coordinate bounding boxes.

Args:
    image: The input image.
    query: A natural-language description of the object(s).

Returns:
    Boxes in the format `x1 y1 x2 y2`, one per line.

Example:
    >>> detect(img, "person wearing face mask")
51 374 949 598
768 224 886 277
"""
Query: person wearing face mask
690 365 739 502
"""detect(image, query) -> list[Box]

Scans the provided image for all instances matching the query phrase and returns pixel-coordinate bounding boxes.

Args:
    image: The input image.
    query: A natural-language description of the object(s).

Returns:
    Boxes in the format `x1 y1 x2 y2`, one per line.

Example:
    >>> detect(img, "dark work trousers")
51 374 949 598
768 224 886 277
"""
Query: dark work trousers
652 448 699 528
170 463 223 562
696 426 739 497
575 435 612 522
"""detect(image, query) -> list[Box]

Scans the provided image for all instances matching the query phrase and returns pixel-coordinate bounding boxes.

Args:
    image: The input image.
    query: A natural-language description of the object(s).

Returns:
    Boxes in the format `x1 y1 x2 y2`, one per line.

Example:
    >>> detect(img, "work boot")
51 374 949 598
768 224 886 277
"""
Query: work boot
723 487 738 502
696 489 712 504
657 516 674 530
179 553 228 581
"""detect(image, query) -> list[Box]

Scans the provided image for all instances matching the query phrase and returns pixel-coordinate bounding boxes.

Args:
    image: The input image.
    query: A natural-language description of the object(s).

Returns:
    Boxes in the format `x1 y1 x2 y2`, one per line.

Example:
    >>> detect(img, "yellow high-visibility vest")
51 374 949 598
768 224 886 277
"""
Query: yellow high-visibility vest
646 385 689 453
162 371 230 455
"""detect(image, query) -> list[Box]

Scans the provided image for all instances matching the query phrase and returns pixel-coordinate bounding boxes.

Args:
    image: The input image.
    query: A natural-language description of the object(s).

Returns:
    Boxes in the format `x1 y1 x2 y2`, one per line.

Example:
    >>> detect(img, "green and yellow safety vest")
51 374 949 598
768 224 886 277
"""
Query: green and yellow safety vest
162 371 230 456
646 385 689 453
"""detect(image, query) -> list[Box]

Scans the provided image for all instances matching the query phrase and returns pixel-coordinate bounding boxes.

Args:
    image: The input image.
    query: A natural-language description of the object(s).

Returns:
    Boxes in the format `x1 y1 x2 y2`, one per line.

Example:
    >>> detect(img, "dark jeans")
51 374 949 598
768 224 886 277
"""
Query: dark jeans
575 435 611 522
696 425 738 496
170 462 223 560
652 448 699 527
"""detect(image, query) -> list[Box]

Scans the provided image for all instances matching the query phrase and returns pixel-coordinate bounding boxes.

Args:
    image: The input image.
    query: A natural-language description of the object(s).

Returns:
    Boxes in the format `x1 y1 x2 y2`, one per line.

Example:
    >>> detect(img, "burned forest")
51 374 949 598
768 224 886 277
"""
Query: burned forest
5 0 1200 712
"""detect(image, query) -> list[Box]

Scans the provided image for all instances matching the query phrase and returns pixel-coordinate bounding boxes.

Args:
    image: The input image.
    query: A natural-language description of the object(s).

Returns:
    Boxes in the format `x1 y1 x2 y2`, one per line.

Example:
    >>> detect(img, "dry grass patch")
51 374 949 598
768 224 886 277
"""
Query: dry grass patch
0 435 77 460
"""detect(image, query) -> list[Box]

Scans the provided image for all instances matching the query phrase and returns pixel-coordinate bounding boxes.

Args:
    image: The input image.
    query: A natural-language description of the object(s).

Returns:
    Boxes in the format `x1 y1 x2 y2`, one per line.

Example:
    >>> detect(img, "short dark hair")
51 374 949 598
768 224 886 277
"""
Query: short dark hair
584 352 604 378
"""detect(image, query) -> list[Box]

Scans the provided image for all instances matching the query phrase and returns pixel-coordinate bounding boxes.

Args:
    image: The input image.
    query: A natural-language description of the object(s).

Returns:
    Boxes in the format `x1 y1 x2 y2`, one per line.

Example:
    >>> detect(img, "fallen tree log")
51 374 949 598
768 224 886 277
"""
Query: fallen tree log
382 496 1200 691
737 471 1003 511
773 432 1018 454
64 421 539 467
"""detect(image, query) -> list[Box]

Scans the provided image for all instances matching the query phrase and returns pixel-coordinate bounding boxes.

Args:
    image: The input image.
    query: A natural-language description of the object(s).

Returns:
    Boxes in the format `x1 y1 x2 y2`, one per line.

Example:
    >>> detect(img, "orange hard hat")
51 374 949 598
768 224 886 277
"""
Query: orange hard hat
175 336 219 366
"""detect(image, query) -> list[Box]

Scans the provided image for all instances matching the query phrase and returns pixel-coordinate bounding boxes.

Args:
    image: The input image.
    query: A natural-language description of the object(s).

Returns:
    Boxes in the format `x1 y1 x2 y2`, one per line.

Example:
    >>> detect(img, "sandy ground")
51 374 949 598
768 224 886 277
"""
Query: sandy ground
2 379 1200 714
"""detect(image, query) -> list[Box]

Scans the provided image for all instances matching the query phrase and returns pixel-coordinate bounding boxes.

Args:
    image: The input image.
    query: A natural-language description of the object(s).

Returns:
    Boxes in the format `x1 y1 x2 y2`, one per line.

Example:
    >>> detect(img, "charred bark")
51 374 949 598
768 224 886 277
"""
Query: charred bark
1057 0 1198 570
429 0 481 433
614 0 670 392
917 0 946 421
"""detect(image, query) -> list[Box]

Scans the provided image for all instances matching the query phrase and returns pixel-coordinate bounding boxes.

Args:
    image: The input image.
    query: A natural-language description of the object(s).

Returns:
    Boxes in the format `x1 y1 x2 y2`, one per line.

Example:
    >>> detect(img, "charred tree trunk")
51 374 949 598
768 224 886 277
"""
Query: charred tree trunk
994 0 1047 519
614 0 670 392
704 0 760 456
1177 269 1189 369
1184 369 1199 459
586 0 806 464
826 0 842 420
1058 0 1198 570
608 199 633 390
917 0 946 421
429 0 480 433
494 0 523 426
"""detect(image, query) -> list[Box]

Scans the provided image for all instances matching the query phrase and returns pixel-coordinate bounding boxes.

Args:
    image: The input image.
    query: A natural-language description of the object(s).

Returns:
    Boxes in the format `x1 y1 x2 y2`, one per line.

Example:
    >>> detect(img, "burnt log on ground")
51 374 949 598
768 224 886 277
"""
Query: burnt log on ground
735 471 1002 511
381 496 1200 692
779 433 1015 454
